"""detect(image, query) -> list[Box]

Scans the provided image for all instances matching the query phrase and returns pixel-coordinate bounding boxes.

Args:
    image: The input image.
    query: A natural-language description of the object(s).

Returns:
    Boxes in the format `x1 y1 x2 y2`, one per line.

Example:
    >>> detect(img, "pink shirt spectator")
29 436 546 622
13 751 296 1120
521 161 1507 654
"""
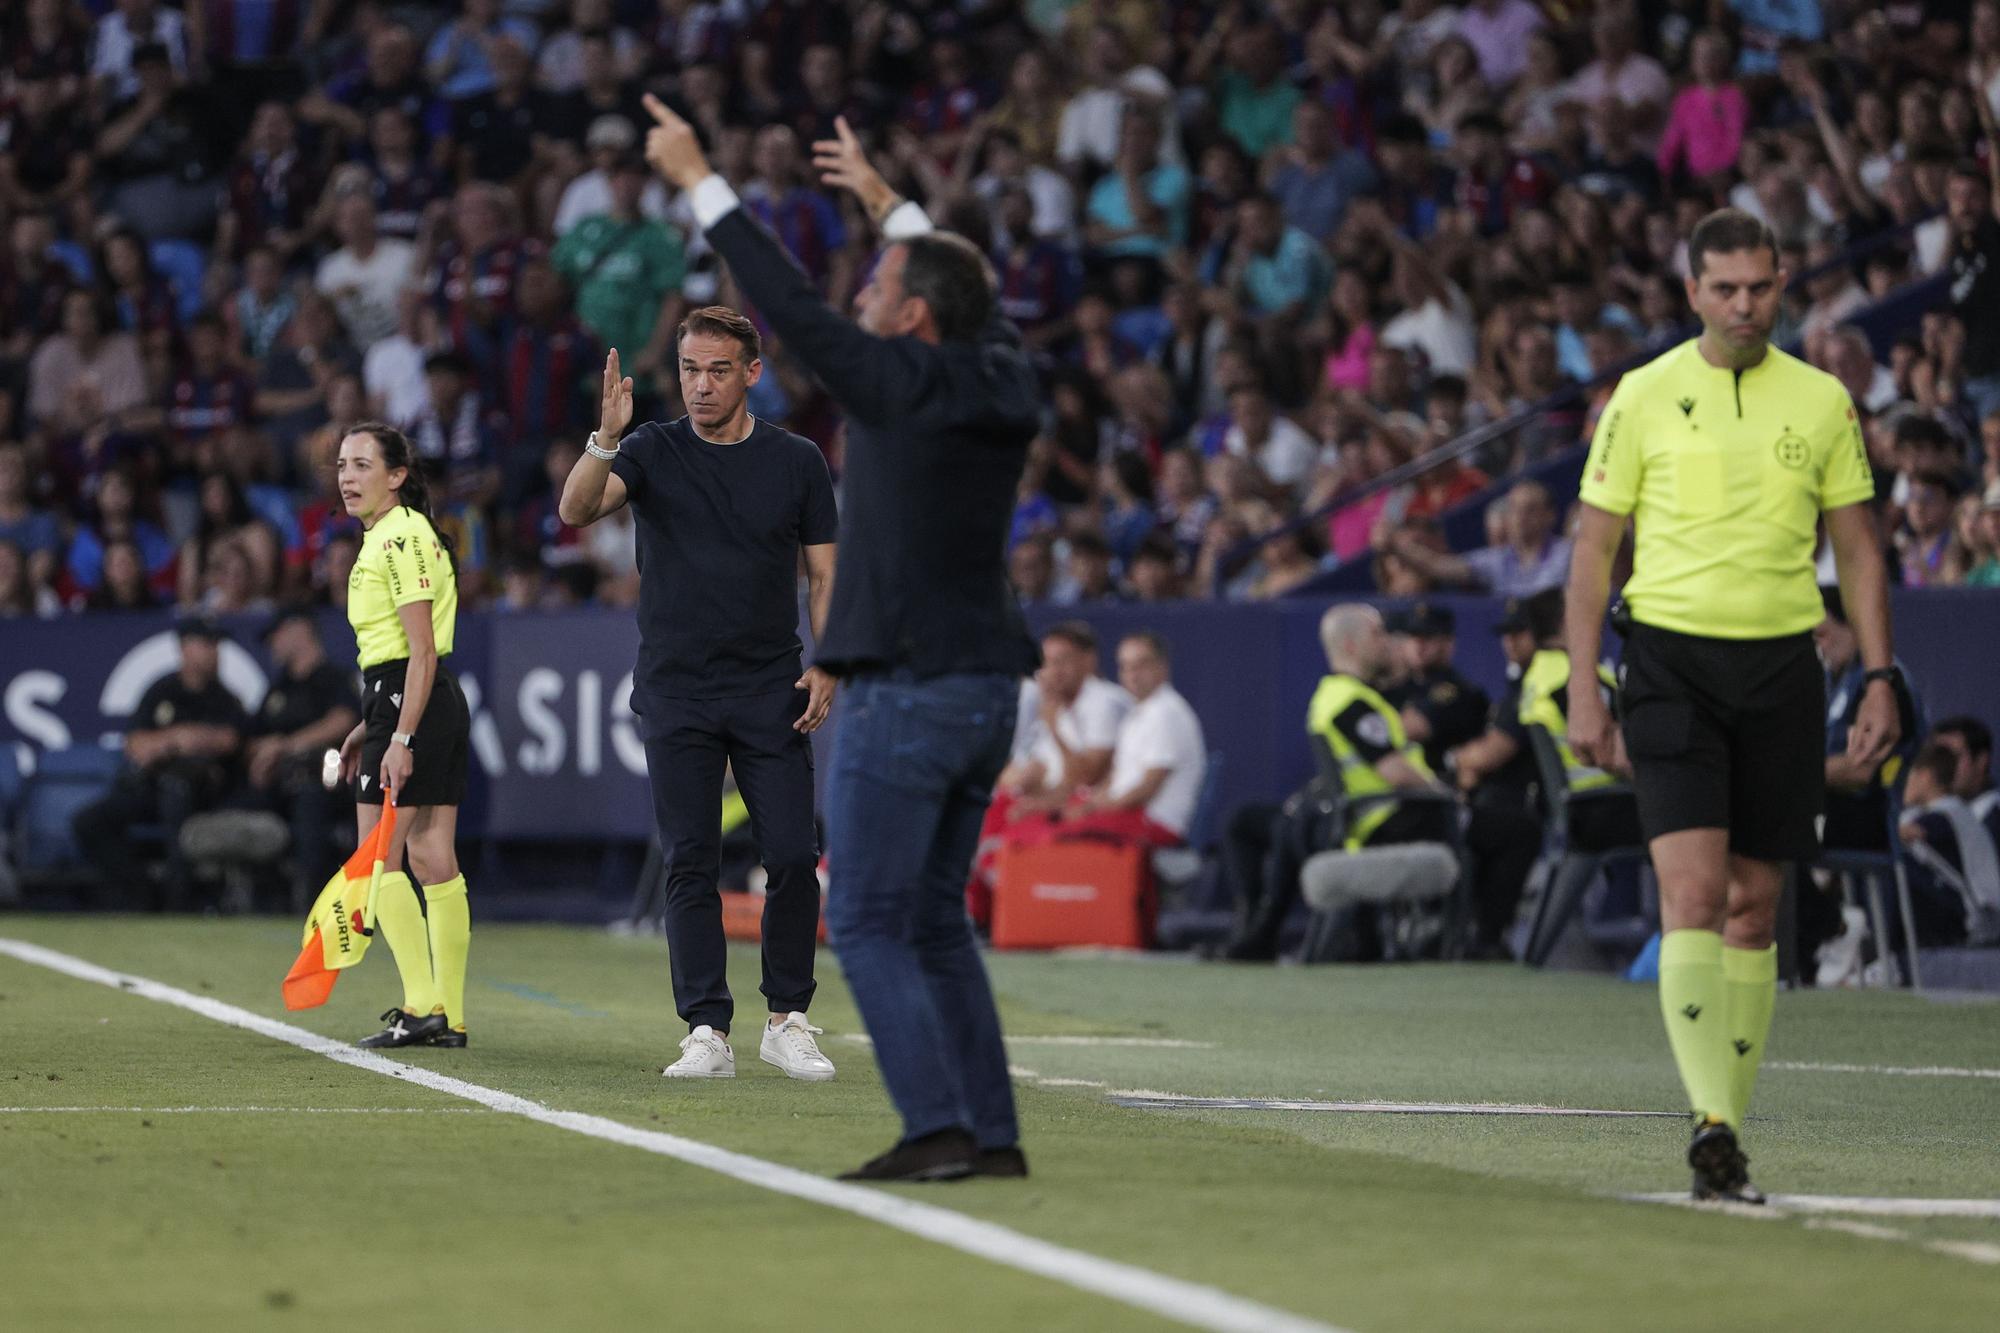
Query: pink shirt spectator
1656 84 1748 180
1328 490 1392 563
1323 325 1377 392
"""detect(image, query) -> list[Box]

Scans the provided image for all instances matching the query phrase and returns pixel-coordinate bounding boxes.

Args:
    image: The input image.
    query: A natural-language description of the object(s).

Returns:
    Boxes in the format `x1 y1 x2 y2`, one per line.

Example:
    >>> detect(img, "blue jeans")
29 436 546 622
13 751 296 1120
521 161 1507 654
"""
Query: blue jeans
824 672 1020 1148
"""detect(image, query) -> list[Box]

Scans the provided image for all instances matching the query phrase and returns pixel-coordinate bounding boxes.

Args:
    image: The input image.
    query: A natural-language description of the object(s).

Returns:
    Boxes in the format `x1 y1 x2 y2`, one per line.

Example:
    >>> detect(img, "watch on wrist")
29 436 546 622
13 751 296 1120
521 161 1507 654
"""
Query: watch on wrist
391 731 414 750
584 431 619 461
1862 665 1903 692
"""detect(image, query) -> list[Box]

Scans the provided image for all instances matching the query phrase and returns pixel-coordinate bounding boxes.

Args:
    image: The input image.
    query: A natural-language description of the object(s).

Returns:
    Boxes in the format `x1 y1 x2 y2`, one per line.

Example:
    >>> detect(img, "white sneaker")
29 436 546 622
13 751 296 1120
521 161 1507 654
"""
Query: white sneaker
760 1012 836 1082
662 1025 735 1078
1815 905 1868 989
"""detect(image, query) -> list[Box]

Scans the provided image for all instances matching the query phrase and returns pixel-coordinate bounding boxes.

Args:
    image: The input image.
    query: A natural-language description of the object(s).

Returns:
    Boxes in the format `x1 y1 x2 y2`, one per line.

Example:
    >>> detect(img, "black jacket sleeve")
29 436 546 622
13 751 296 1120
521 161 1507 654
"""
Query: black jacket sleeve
704 207 1039 435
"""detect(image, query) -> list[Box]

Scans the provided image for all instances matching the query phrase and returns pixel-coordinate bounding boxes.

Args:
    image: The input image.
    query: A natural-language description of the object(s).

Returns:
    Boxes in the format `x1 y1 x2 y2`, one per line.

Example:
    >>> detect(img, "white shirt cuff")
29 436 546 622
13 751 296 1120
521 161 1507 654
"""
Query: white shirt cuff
688 174 741 231
881 200 934 241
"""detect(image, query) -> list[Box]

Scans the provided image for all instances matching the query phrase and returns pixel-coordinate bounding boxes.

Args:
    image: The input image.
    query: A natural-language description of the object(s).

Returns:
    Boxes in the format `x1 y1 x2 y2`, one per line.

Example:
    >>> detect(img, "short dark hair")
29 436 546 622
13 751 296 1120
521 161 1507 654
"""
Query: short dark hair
1042 620 1098 654
898 232 994 343
1069 531 1112 560
1910 742 1960 792
1893 413 1953 452
1688 208 1779 279
1131 533 1179 567
677 305 761 362
1932 715 1994 760
1120 630 1171 666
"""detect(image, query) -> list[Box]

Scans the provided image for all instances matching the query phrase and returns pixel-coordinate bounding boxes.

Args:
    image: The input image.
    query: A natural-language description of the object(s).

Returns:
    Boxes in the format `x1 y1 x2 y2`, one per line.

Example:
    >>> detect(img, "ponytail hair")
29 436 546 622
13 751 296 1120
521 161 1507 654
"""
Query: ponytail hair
346 422 458 571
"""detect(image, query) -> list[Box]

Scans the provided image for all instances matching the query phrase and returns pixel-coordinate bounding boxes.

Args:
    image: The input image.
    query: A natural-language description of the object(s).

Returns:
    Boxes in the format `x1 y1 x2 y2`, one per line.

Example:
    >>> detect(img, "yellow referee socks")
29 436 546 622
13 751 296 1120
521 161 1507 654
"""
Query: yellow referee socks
373 871 440 1017
1658 929 1735 1125
424 875 471 1031
1722 943 1778 1125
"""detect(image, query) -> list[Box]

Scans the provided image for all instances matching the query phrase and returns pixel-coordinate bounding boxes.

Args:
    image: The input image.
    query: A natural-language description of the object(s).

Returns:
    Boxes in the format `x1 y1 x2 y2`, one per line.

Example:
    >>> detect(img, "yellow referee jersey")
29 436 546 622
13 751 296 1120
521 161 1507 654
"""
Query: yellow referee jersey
348 505 458 668
1580 339 1874 639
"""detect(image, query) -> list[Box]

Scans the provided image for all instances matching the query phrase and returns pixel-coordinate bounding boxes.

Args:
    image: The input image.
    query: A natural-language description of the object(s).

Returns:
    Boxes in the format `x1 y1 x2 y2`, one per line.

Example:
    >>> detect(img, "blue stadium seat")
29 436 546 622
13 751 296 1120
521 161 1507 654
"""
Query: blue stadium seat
149 240 209 324
12 746 123 877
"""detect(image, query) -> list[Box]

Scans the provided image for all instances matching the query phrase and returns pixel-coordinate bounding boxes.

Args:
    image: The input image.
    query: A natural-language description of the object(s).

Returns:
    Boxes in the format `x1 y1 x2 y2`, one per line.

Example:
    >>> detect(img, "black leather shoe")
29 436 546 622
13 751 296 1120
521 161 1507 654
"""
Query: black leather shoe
357 1008 446 1049
1688 1118 1766 1204
975 1146 1029 1178
839 1129 976 1182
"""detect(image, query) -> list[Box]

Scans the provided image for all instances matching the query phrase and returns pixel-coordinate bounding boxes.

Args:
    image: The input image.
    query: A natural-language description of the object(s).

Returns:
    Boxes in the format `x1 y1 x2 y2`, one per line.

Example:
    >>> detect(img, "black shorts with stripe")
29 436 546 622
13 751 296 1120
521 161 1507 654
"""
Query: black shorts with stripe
357 657 470 808
1618 623 1824 862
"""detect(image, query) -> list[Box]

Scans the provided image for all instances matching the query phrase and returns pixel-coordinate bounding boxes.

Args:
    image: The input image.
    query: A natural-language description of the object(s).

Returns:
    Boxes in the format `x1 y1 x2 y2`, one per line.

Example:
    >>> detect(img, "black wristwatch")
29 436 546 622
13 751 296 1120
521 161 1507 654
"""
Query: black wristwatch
1861 665 1904 692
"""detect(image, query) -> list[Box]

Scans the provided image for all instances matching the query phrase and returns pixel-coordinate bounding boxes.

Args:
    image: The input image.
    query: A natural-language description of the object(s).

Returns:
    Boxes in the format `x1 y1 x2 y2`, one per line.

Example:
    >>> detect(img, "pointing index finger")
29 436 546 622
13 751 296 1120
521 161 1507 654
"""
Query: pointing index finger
642 92 678 128
835 115 859 151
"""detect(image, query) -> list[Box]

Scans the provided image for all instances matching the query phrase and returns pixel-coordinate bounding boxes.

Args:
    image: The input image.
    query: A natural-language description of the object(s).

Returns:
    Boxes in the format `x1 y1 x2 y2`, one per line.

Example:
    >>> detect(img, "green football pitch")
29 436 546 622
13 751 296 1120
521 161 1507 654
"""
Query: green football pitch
3 917 1996 1332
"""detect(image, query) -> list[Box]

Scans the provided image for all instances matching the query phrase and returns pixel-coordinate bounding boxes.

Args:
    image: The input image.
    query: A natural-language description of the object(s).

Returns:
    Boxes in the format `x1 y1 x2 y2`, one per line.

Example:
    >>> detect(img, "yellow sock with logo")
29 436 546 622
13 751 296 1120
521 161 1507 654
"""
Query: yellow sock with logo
424 875 471 1030
1658 929 1735 1125
372 871 439 1016
1722 943 1779 1125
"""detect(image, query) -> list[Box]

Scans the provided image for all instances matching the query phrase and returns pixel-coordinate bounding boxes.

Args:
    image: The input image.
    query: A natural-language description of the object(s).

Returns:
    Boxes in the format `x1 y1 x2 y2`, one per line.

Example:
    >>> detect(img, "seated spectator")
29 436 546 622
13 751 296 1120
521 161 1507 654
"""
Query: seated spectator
1898 743 2000 945
537 0 643 95
177 472 280 610
1241 509 1326 602
95 42 218 242
236 609 360 907
72 617 246 910
1055 530 1120 605
257 293 360 448
1100 452 1158 566
230 247 299 366
85 536 159 611
1964 482 2000 584
1221 192 1332 323
1929 716 2000 845
449 35 553 189
430 182 542 370
1008 530 1057 604
1563 7 1672 147
0 537 58 617
0 440 62 589
990 185 1083 349
26 290 147 435
1000 632 1207 854
1321 270 1379 393
1223 384 1317 492
316 191 417 351
741 125 851 302
1082 106 1190 269
424 0 539 102
219 101 318 266
65 465 176 600
350 106 447 244
1272 101 1379 243
1126 533 1185 601
1405 36 1491 151
91 0 190 102
552 116 671 237
552 150 686 403
1377 479 1572 596
1451 111 1552 238
493 261 597 499
160 314 259 473
1657 30 1747 189
1156 445 1218 555
969 125 1077 247
1897 470 1963 587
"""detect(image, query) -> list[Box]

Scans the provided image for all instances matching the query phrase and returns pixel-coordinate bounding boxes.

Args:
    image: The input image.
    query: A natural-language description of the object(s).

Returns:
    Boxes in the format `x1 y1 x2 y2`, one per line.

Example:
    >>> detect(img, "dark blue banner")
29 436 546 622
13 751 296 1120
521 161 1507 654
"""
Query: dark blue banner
4 591 1997 842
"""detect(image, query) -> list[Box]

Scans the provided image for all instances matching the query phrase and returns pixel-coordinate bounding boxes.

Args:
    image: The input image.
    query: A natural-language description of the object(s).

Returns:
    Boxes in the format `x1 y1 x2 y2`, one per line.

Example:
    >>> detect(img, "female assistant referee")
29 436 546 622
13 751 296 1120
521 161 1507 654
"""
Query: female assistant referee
333 423 474 1049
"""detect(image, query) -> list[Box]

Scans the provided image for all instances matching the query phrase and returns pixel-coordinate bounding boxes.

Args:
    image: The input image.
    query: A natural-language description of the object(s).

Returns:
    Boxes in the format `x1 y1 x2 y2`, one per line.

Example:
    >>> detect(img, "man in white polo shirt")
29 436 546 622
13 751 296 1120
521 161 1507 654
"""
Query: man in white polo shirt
1004 631 1207 851
968 620 1131 923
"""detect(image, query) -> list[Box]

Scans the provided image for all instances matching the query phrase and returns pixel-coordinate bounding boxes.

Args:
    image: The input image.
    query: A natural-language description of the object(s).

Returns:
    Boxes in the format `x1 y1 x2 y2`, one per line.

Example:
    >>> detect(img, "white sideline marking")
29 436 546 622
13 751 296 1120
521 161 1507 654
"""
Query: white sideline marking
1806 1219 1908 1242
0 1106 493 1115
1767 1060 2000 1080
842 1033 1215 1050
1114 1095 1682 1119
0 938 1346 1333
1633 1193 2000 1219
1925 1241 2000 1265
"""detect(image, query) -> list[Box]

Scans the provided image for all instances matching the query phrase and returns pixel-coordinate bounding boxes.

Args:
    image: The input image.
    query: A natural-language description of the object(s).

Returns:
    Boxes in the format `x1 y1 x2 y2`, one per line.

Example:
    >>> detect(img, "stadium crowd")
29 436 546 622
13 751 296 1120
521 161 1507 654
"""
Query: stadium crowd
6 0 2000 623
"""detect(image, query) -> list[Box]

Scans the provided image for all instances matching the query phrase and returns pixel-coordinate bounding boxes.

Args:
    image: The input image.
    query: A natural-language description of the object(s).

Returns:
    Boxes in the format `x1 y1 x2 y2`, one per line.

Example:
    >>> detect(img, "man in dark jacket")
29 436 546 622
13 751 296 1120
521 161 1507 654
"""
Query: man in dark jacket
641 97 1040 1182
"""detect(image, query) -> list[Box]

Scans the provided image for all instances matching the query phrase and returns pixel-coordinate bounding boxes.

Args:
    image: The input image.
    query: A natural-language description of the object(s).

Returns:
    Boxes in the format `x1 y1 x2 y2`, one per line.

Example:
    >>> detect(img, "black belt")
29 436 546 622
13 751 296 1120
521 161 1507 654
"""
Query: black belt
362 654 453 685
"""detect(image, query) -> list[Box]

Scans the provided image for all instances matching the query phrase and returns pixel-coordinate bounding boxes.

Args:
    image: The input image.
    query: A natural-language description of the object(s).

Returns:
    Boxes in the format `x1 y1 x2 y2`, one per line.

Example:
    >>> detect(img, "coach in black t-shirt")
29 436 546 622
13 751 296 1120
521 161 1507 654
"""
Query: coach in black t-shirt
560 308 840 1083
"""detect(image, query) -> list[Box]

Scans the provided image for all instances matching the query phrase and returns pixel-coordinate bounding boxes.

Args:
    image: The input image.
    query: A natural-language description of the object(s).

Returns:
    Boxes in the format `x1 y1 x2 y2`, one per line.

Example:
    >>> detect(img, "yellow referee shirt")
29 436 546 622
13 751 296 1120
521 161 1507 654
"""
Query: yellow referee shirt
1580 339 1874 639
348 505 458 669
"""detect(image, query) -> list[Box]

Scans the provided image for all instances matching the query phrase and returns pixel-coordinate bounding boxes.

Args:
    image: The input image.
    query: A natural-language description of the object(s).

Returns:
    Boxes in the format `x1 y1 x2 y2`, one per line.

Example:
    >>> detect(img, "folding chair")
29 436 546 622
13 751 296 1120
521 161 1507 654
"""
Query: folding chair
1519 725 1654 967
1816 793 1922 991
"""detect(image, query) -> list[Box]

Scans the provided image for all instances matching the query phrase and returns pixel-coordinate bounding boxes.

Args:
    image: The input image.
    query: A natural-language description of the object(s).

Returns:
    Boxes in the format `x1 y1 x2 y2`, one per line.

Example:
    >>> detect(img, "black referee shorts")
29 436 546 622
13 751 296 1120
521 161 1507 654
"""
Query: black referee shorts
1618 623 1824 862
358 657 470 808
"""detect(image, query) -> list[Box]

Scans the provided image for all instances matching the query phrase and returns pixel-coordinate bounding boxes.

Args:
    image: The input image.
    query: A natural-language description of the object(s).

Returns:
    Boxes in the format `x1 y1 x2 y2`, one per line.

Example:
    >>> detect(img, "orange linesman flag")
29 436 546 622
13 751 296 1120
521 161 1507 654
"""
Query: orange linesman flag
282 798 398 1010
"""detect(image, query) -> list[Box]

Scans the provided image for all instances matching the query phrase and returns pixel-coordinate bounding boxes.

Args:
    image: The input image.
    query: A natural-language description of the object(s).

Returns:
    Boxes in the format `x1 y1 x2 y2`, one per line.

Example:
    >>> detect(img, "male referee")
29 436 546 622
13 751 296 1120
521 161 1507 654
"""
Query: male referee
559 317 841 1083
1567 209 1900 1203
